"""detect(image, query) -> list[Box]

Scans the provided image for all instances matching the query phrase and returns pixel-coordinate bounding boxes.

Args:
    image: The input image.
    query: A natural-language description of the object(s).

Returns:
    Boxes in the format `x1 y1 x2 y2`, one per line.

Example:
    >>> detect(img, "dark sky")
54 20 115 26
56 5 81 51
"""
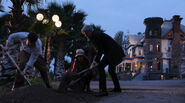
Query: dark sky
1 0 185 37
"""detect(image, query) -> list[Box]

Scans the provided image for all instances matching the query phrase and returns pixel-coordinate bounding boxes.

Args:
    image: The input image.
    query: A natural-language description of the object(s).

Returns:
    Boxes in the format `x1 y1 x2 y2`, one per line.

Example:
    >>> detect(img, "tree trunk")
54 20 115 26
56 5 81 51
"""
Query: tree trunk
54 35 65 80
43 36 51 65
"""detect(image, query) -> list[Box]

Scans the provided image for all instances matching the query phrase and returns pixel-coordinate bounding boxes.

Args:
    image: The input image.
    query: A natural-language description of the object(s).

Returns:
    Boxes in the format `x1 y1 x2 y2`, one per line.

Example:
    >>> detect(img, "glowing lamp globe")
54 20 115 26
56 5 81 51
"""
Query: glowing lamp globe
42 19 49 24
55 21 62 28
52 15 59 22
36 13 44 21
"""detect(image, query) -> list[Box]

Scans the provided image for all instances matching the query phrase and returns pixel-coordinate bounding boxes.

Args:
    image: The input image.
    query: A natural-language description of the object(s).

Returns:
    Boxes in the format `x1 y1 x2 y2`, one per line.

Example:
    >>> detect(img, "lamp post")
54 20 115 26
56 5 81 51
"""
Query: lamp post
36 13 62 64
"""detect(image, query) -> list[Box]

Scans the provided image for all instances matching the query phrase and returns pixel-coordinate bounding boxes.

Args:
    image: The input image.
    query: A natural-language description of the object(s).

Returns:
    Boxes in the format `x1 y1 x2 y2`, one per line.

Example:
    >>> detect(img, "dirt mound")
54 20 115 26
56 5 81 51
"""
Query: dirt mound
0 85 100 103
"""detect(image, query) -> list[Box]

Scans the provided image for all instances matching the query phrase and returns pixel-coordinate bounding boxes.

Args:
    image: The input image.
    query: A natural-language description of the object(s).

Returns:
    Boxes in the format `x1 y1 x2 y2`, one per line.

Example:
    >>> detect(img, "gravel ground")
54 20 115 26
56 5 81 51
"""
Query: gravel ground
0 80 184 103
93 80 185 103
95 89 185 103
0 85 100 103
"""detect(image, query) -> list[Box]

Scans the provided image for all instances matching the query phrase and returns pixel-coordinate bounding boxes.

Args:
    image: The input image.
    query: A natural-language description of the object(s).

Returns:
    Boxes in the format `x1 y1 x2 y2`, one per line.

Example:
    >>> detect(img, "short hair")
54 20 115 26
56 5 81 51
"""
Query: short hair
81 25 94 33
28 32 38 44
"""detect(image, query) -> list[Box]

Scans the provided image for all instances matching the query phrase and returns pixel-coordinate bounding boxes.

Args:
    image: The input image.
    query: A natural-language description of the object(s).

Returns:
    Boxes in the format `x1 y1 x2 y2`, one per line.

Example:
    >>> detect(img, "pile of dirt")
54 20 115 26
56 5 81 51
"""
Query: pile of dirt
0 85 100 103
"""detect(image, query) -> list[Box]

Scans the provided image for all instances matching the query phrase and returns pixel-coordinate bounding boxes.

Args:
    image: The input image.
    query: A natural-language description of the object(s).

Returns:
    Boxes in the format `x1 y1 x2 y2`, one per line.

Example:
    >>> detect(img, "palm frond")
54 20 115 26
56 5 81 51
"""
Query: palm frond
48 2 63 15
62 2 75 16
90 24 105 33
26 0 40 5
0 4 4 12
27 8 36 17
73 10 87 24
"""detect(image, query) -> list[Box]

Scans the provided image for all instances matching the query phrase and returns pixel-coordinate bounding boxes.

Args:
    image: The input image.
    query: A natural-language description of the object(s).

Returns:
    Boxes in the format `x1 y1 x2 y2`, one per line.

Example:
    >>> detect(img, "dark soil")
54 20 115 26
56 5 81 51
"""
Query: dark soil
0 85 100 103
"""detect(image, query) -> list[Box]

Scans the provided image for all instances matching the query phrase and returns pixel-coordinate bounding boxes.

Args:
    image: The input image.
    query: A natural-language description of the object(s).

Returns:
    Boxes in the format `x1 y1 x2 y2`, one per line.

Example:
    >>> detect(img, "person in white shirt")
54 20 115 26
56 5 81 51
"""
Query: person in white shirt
8 32 50 88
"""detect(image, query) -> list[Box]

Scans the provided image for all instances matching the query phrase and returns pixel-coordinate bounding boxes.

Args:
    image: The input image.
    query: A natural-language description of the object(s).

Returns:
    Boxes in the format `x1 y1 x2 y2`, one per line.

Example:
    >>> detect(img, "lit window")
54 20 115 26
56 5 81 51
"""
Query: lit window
134 49 137 56
168 33 172 37
150 44 153 52
139 50 142 55
150 65 152 71
156 44 160 52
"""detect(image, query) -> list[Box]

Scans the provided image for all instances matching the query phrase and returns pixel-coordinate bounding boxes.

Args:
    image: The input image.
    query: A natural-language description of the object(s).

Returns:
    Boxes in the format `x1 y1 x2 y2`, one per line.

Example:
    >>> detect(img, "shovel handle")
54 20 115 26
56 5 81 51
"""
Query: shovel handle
5 48 31 86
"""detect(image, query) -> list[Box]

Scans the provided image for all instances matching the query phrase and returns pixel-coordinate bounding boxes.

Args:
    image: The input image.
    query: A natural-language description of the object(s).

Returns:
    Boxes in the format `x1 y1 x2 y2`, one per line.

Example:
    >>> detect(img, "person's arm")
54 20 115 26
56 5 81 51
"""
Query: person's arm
26 49 40 68
23 39 42 74
94 50 103 63
8 32 28 46
23 51 39 74
90 50 103 69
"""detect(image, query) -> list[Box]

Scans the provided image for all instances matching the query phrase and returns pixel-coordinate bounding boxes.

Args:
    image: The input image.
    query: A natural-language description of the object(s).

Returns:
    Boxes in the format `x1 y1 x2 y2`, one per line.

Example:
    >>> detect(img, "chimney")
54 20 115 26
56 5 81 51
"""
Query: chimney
171 15 183 32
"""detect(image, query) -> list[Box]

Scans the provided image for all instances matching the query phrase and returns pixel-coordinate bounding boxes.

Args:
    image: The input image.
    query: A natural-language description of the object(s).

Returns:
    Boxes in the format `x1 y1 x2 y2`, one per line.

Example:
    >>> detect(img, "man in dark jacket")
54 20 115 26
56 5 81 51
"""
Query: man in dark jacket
81 25 125 96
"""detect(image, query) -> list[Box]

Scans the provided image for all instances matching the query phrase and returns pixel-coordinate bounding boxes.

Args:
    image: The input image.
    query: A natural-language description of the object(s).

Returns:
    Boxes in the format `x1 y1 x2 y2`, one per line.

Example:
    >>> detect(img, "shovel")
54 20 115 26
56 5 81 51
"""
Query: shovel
58 67 93 91
0 45 31 86
68 68 91 86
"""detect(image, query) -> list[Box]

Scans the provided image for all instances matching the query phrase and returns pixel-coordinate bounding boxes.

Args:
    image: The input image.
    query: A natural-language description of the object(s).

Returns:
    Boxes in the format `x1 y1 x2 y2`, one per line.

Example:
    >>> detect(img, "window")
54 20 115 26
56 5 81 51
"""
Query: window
156 44 160 52
168 33 172 37
150 44 153 52
149 62 152 71
157 62 161 70
180 35 184 38
154 31 158 36
139 50 142 55
134 49 137 56
168 47 171 52
149 65 152 71
182 44 185 52
149 30 152 36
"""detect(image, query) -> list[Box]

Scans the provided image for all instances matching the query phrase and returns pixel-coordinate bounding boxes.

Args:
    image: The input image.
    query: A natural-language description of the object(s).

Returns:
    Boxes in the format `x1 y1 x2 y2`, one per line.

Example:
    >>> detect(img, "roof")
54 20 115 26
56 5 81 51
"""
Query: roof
128 35 143 45
161 20 172 36
161 20 185 37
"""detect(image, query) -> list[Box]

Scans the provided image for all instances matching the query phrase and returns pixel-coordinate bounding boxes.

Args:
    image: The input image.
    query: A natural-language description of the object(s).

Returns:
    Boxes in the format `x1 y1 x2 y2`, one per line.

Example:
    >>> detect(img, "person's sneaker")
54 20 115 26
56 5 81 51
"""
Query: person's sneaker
109 88 122 92
93 91 108 97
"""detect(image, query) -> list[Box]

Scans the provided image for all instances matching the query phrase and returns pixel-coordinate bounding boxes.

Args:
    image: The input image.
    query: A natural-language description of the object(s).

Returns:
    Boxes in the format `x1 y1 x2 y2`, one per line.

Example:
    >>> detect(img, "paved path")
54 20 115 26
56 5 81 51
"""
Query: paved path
91 80 185 103
91 80 185 90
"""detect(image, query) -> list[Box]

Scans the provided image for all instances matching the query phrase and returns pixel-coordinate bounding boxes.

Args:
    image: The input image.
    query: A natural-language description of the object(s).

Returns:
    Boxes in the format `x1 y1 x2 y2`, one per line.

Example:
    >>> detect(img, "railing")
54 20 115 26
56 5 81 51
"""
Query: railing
130 68 142 80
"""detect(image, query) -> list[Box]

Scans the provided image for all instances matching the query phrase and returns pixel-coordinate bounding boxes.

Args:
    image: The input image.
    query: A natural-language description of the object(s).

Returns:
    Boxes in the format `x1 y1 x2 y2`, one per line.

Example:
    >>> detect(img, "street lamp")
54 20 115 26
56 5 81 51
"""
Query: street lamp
36 13 62 65
36 13 44 21
52 14 59 22
42 19 49 24
55 20 62 28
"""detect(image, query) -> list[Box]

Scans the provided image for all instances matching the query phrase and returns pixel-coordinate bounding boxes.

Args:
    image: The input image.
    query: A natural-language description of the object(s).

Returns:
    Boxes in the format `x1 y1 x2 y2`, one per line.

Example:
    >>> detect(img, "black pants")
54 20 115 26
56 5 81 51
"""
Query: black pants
98 56 121 92
14 51 50 88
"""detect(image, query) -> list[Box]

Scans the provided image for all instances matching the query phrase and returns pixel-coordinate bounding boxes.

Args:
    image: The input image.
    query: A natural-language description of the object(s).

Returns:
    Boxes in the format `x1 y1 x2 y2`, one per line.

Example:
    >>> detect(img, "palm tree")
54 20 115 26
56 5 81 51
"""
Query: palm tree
47 2 87 79
0 0 47 34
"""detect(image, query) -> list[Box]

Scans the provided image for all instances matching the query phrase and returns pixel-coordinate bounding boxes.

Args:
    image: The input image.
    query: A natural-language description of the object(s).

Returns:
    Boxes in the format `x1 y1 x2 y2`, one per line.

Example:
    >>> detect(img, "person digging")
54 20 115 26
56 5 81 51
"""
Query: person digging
58 49 93 92
7 32 51 89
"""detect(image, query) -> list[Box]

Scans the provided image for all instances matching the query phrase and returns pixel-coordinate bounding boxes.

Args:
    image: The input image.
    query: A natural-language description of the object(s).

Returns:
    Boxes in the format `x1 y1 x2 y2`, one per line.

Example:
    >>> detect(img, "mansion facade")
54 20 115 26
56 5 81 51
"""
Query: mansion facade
117 15 185 80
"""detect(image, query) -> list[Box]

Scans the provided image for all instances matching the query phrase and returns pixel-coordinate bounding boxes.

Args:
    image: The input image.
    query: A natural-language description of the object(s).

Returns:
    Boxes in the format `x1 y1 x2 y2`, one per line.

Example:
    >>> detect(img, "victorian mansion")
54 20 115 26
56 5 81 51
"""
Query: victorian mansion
117 15 185 80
